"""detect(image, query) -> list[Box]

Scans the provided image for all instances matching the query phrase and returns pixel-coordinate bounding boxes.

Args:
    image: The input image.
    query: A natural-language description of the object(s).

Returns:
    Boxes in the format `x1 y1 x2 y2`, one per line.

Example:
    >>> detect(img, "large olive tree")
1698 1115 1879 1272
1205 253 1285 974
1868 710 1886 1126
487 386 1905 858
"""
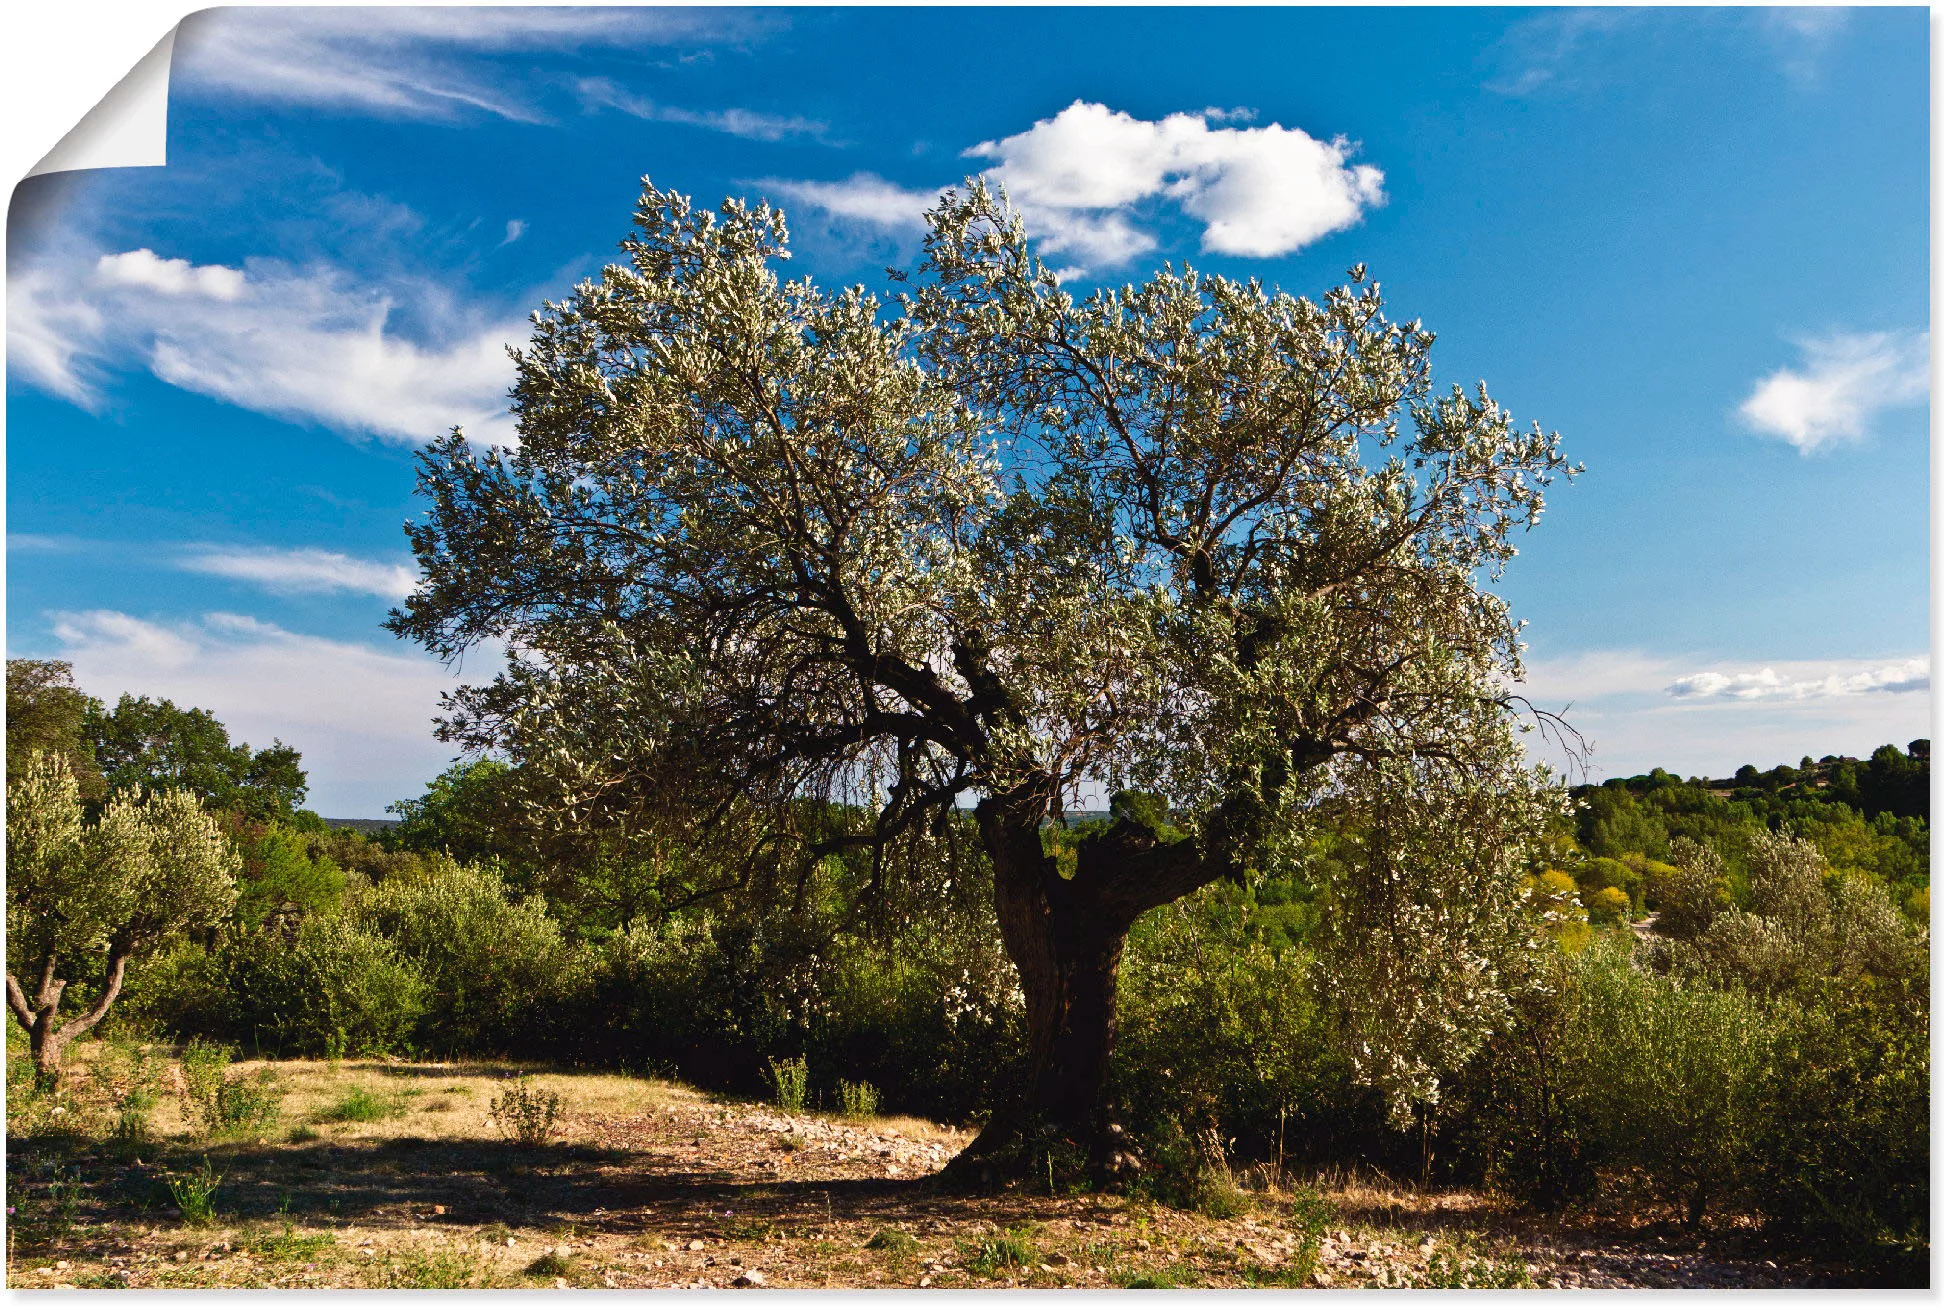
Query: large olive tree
389 181 1574 1173
6 751 238 1075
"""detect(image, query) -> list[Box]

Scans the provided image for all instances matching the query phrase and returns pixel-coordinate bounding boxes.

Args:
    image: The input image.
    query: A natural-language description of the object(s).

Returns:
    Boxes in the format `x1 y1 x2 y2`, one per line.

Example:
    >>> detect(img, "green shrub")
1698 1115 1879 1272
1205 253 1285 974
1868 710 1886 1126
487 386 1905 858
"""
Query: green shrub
142 918 425 1058
489 1076 564 1144
178 1039 282 1137
355 861 589 1056
1753 986 1928 1275
767 1056 809 1112
837 1078 879 1118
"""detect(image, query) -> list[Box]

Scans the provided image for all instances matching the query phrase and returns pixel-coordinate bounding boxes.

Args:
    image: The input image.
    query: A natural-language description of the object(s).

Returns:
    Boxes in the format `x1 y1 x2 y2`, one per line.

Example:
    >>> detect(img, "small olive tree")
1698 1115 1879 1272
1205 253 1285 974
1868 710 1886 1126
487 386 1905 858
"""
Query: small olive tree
6 751 238 1076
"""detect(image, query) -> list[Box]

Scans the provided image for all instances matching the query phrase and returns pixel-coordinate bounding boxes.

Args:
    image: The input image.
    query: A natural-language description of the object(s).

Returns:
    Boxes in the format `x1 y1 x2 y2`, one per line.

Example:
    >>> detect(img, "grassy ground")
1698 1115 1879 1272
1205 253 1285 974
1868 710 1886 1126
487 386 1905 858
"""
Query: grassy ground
6 1043 1827 1289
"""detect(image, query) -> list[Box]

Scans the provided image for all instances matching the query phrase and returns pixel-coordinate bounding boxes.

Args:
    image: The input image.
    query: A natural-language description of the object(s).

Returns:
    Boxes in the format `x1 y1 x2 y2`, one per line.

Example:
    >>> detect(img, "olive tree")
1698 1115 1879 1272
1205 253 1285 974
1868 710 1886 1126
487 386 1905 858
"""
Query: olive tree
6 751 238 1075
389 181 1574 1173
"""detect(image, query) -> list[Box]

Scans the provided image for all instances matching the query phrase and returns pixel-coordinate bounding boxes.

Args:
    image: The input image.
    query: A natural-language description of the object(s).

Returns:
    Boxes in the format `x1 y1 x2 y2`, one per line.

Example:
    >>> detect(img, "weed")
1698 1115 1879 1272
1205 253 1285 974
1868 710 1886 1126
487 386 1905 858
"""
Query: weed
767 1057 809 1113
837 1078 880 1118
179 1041 281 1137
776 1133 805 1151
317 1085 402 1123
1424 1244 1534 1289
489 1077 565 1145
378 1248 493 1289
166 1158 223 1226
249 1221 338 1262
287 1125 321 1143
422 1098 453 1112
865 1229 919 1259
964 1228 1039 1278
1119 1262 1202 1289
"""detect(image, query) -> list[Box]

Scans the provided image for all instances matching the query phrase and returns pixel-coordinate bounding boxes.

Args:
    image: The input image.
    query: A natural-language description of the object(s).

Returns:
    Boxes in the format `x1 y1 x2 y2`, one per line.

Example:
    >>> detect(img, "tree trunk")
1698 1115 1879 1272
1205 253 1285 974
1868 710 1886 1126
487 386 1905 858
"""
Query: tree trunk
7 947 133 1081
947 789 1224 1185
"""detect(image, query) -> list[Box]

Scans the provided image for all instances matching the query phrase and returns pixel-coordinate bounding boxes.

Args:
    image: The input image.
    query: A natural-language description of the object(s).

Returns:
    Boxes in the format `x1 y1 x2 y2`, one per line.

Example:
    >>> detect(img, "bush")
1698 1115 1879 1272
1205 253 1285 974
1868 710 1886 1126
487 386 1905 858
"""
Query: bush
767 1057 809 1112
837 1078 880 1118
488 1076 564 1144
1754 986 1928 1274
223 916 428 1056
355 861 589 1056
178 1039 282 1137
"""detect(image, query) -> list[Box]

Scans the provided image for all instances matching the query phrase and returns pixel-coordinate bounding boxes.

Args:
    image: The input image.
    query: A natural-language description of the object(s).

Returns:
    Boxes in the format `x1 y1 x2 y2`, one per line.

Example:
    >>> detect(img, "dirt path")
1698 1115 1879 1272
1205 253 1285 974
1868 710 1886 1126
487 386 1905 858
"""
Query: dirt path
6 1057 1834 1289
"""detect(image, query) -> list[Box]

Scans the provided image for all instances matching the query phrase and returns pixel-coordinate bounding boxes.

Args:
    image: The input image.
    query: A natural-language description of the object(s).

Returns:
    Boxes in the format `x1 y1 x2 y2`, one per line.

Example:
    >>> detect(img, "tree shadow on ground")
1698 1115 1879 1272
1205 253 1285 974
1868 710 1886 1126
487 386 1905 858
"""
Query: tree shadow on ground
7 1131 1108 1246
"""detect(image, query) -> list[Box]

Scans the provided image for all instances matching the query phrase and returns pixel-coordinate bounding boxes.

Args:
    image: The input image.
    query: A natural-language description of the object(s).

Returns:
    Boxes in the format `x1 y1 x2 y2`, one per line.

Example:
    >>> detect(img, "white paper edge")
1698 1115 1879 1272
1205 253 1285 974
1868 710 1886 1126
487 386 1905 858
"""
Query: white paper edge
25 25 178 179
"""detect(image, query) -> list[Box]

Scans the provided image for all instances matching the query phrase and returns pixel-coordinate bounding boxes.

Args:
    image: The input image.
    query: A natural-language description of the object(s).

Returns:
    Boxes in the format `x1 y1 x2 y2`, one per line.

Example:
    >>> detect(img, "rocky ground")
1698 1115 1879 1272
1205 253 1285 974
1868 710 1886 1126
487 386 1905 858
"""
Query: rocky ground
6 1056 1841 1289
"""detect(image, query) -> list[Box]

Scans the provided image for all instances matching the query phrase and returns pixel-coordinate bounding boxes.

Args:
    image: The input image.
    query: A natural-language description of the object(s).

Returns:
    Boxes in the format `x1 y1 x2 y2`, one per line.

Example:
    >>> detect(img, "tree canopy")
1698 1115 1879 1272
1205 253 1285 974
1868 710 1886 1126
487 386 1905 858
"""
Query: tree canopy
85 693 308 823
389 180 1575 1172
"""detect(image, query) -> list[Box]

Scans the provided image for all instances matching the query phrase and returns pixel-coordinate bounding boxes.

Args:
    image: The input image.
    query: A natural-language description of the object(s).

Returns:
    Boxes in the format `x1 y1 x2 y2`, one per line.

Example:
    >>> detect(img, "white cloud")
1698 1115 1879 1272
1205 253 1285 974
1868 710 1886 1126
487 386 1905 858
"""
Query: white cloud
10 246 523 445
177 547 419 601
757 173 942 230
45 609 484 816
965 102 1385 264
1738 331 1929 453
1513 648 1931 782
499 219 526 247
96 248 244 300
1667 657 1929 702
765 102 1383 271
173 7 746 123
576 77 830 143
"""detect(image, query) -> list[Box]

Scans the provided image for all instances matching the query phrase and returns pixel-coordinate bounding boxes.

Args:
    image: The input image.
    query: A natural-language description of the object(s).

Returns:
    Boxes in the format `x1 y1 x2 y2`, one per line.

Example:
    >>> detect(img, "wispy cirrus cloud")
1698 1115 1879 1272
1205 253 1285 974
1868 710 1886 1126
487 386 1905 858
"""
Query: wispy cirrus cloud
171 7 760 124
10 245 523 445
45 609 482 816
754 173 942 230
176 547 419 601
1738 331 1928 453
763 101 1384 271
576 76 831 143
1485 8 1854 98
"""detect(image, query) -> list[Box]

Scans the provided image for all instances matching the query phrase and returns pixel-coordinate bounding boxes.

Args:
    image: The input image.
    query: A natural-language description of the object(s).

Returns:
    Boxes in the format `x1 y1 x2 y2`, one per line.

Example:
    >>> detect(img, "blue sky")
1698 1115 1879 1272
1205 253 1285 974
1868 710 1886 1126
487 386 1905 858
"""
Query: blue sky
6 6 1930 815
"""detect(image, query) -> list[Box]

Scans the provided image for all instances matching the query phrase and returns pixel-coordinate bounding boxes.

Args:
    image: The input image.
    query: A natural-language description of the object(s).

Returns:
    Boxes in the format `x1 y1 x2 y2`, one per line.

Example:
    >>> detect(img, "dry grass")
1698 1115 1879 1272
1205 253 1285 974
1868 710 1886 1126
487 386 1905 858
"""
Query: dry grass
7 1043 1822 1290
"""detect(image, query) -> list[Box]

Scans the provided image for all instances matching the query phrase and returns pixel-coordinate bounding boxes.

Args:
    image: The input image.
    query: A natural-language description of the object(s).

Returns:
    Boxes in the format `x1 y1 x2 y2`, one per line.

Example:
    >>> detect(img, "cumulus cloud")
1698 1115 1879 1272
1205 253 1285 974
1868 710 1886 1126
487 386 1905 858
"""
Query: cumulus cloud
1667 657 1929 702
765 102 1384 271
965 101 1385 264
9 246 522 445
1738 331 1929 453
576 77 830 143
45 609 481 816
1513 648 1931 783
177 547 419 601
172 7 750 123
756 173 942 229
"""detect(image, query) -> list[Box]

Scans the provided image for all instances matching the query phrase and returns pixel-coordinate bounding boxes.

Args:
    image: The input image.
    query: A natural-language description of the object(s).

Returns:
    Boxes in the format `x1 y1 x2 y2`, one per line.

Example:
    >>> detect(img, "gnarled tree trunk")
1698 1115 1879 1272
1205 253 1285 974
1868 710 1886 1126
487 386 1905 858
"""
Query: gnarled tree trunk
6 943 134 1080
948 789 1225 1184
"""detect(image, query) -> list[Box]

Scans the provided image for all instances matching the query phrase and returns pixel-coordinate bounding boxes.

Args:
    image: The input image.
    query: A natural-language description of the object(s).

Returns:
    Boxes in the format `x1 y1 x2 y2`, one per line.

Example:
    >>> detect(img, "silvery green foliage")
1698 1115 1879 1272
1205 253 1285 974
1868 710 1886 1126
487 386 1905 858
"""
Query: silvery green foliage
6 751 237 980
1304 743 1565 1121
1685 829 1923 994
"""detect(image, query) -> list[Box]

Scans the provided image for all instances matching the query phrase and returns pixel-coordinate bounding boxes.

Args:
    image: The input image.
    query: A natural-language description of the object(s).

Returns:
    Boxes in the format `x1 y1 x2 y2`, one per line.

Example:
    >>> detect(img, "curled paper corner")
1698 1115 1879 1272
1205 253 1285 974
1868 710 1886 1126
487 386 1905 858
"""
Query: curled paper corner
26 26 178 179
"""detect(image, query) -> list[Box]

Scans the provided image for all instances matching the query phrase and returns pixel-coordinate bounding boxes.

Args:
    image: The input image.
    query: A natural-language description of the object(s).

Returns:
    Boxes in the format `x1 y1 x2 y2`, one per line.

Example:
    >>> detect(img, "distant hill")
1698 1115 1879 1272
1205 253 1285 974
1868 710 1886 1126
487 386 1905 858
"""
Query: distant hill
322 817 400 835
